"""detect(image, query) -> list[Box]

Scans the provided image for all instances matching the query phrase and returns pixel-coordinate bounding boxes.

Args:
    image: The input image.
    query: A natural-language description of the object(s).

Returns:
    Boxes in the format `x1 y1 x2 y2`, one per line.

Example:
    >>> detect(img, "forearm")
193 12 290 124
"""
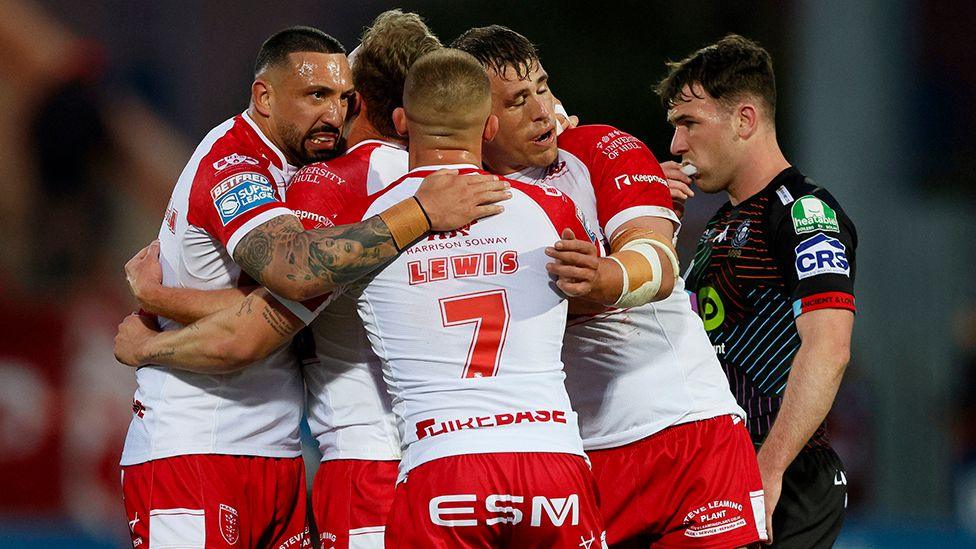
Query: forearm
140 286 252 325
136 290 302 374
758 344 848 473
234 214 407 302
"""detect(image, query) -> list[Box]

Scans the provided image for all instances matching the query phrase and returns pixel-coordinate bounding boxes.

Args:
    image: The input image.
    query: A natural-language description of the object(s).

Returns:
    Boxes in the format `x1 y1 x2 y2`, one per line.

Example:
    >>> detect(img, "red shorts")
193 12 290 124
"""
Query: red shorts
312 459 398 549
589 415 766 548
121 455 309 549
386 452 605 548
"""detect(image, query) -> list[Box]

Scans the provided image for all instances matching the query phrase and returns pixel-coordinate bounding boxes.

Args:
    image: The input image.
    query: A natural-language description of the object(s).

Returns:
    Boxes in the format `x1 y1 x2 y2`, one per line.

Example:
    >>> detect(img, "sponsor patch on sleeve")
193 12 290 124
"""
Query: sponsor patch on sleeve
794 233 849 280
792 291 856 317
791 195 839 234
210 172 277 226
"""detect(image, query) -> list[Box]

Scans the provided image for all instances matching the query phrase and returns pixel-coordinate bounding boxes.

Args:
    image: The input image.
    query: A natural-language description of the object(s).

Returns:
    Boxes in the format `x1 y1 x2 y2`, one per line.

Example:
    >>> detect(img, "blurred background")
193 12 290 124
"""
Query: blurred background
0 0 972 546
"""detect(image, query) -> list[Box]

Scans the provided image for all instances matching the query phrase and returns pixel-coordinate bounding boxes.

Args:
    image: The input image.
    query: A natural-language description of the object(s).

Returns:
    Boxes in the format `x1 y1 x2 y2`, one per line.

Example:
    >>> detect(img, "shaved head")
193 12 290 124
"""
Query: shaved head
403 48 491 138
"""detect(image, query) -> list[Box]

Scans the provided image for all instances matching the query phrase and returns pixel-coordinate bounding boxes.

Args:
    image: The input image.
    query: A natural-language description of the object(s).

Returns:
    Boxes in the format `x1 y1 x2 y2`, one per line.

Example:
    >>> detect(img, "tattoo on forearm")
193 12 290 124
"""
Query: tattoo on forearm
261 306 294 338
233 215 400 292
148 349 175 361
236 296 254 317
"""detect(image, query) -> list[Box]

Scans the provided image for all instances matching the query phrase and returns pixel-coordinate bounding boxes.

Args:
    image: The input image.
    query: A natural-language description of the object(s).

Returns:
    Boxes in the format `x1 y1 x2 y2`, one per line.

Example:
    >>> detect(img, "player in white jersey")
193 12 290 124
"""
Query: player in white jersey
454 27 767 547
114 27 511 549
357 47 607 549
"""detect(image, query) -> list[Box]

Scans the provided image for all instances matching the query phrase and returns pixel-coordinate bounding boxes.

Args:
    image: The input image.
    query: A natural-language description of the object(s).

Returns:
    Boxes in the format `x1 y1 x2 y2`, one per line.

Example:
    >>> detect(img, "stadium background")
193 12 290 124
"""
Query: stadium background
0 0 973 546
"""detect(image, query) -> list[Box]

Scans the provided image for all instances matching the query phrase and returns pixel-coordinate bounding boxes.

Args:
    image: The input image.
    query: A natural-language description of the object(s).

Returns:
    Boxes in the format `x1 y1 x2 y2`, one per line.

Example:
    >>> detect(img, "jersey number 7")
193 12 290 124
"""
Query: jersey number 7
438 289 510 378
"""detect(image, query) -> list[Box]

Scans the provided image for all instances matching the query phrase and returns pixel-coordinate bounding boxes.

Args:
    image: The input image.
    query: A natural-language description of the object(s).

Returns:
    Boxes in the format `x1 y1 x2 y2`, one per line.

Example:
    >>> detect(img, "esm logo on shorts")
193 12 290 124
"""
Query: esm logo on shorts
430 494 579 527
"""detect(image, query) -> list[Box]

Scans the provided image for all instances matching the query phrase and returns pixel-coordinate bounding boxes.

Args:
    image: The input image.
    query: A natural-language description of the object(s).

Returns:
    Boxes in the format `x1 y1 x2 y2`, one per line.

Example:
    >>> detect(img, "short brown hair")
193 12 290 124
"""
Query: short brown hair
404 49 490 129
451 25 539 80
353 10 442 138
656 34 776 118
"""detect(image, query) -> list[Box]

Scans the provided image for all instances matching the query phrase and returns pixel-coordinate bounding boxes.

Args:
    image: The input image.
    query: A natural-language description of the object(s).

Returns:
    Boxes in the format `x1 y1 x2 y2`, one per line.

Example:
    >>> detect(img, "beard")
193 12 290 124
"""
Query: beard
278 120 345 166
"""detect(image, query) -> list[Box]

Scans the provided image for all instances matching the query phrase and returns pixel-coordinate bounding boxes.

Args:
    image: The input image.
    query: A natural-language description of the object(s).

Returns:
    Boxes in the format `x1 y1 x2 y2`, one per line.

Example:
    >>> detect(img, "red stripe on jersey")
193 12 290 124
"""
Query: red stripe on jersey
792 291 856 317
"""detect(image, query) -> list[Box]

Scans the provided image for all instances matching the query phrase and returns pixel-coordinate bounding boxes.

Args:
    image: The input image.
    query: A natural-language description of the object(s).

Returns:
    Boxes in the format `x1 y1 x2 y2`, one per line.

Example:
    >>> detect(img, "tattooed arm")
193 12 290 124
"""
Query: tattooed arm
233 171 511 302
113 288 303 373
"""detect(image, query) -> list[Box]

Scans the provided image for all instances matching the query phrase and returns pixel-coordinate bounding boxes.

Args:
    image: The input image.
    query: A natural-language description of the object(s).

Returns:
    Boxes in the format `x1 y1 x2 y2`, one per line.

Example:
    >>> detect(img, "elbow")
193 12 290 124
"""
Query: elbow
262 276 323 303
654 276 676 302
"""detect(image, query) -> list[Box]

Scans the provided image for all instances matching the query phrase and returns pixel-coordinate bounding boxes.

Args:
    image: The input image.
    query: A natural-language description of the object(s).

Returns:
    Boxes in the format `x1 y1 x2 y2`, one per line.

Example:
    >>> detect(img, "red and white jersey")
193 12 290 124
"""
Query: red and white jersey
121 112 304 465
326 164 597 482
285 139 407 461
509 125 743 450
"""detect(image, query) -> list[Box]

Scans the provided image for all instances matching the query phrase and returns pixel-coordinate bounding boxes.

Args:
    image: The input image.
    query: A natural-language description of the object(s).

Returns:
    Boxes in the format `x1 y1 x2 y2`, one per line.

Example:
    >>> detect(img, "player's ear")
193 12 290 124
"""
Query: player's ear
736 102 758 139
348 91 362 119
252 79 273 118
483 114 499 143
393 107 408 137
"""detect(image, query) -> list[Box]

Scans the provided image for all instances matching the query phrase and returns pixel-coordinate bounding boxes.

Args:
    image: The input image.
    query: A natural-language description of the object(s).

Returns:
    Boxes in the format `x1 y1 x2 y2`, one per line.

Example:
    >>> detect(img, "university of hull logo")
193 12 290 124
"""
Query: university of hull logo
211 172 276 226
794 233 849 280
219 503 239 545
791 195 839 234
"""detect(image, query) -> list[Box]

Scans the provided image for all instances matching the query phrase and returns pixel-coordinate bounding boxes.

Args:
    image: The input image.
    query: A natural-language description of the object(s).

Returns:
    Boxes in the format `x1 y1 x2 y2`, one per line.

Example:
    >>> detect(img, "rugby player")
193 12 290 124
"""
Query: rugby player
659 35 856 547
116 26 507 549
341 47 606 547
453 26 767 548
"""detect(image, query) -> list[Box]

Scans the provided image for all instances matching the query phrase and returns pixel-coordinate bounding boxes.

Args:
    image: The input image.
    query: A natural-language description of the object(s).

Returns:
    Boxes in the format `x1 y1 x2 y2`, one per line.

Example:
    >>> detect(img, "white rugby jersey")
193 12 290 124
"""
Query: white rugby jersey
509 125 744 450
121 112 304 465
309 164 598 481
284 140 407 461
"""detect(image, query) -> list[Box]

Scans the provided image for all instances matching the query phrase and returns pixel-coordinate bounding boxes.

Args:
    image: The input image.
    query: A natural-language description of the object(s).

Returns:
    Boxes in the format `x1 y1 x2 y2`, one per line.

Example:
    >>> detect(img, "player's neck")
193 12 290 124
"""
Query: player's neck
346 115 406 149
726 136 790 206
409 144 482 171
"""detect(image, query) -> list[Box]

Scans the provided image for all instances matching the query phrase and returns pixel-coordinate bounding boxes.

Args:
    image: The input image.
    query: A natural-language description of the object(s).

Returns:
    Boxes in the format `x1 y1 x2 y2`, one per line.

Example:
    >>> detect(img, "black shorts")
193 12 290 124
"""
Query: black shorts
770 447 847 548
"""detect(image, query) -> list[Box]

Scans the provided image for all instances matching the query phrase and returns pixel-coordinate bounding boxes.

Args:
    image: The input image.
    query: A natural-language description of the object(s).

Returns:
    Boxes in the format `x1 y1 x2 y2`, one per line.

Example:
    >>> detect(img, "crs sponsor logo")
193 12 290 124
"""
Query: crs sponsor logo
794 233 849 280
613 173 668 190
164 205 178 234
430 493 579 528
212 153 260 172
211 172 277 226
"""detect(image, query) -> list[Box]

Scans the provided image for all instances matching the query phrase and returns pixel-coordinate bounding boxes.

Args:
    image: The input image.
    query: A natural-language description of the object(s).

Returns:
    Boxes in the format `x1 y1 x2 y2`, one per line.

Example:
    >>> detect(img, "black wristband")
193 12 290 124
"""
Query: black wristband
413 196 433 228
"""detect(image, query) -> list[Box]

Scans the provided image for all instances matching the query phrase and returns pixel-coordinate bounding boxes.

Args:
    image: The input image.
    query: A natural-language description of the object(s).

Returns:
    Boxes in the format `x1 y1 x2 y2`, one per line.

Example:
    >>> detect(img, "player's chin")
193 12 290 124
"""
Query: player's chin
303 141 344 163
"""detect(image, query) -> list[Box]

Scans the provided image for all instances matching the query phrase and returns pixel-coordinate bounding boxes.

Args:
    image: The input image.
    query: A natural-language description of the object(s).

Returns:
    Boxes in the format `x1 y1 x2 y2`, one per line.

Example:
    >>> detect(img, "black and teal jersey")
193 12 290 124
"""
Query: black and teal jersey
685 167 857 448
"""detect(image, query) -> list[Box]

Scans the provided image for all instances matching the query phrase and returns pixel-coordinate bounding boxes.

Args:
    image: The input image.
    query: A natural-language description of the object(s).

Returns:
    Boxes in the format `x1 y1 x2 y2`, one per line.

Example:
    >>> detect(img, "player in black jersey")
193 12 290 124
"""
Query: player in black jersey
656 35 856 548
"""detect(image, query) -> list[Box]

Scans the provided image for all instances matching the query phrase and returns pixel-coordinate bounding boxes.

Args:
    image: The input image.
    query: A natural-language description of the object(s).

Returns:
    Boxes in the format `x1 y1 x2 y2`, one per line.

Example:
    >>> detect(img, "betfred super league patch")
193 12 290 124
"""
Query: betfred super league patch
211 172 276 226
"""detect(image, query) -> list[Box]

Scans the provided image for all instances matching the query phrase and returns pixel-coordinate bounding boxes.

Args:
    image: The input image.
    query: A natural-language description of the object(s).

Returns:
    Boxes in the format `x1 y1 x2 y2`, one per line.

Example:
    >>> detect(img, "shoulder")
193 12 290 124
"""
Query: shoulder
768 169 852 224
511 178 593 238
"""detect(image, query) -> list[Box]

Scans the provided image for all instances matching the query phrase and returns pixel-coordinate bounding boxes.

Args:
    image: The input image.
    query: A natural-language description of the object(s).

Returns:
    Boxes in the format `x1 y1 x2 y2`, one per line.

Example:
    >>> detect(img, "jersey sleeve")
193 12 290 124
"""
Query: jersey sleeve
769 187 857 317
186 160 295 258
269 162 371 325
558 125 677 239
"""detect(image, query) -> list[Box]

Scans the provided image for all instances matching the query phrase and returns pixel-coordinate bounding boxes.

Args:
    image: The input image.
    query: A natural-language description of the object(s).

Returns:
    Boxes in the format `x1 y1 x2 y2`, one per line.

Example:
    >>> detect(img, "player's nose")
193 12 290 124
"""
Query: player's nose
670 128 688 156
528 95 551 122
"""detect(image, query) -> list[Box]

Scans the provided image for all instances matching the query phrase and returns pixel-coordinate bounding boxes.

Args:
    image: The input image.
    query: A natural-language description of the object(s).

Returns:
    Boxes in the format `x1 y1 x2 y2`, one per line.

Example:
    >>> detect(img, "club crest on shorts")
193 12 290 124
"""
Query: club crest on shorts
219 503 239 545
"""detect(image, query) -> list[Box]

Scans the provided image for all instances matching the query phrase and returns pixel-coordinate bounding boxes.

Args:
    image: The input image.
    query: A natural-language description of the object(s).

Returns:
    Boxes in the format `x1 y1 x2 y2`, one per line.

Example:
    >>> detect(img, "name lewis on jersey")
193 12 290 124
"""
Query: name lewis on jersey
210 172 276 225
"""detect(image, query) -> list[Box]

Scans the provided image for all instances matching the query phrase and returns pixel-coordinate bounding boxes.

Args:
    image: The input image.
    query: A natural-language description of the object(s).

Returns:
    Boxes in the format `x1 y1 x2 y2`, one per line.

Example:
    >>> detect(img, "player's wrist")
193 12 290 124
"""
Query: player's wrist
378 197 431 251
